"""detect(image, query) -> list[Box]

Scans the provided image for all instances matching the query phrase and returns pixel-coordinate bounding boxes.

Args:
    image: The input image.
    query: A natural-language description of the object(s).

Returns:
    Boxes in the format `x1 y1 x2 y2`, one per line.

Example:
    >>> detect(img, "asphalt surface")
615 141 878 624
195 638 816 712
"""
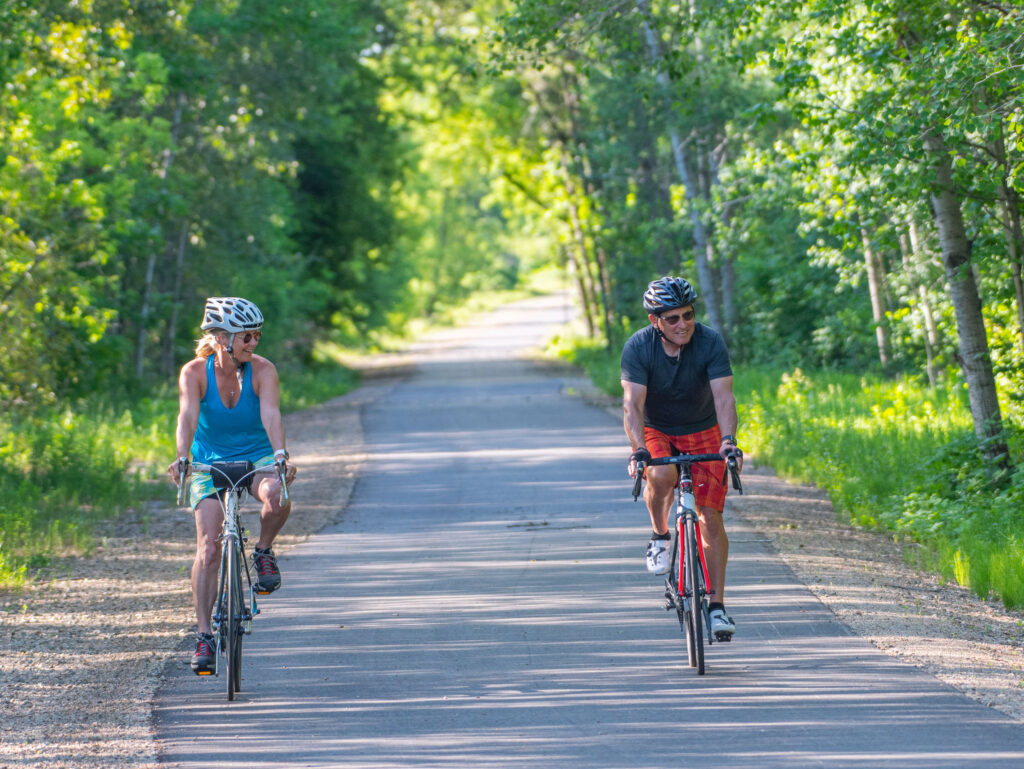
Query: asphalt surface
154 294 1024 768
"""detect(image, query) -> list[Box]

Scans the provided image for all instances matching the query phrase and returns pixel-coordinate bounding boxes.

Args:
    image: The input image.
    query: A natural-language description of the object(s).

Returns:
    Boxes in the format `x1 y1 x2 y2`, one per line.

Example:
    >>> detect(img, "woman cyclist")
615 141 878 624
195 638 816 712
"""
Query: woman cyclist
168 297 297 675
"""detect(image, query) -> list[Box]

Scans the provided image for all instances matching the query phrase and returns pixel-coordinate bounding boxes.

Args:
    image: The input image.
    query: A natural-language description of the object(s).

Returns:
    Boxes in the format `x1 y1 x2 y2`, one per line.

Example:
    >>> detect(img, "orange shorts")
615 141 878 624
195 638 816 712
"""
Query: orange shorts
644 425 728 512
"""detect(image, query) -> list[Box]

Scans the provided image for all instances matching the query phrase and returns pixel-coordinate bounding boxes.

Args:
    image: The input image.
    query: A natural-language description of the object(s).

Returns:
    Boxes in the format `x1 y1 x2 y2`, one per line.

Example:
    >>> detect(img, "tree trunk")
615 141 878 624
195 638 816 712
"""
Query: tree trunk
163 219 189 377
905 221 938 386
925 132 1008 464
1000 184 1024 350
563 243 595 338
633 100 675 276
861 227 891 369
708 141 736 345
564 80 616 339
639 3 723 332
988 129 1024 349
561 147 605 338
136 94 184 381
135 250 158 381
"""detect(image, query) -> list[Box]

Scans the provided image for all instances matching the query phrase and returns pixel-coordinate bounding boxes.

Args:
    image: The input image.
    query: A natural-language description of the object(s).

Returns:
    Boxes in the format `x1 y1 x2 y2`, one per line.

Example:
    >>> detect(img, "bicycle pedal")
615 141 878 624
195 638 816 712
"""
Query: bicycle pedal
196 670 213 676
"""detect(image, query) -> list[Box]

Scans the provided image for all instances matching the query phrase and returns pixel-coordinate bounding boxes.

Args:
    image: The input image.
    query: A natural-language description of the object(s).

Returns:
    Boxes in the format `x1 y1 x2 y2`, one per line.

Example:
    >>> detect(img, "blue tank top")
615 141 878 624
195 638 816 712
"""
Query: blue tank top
191 355 273 463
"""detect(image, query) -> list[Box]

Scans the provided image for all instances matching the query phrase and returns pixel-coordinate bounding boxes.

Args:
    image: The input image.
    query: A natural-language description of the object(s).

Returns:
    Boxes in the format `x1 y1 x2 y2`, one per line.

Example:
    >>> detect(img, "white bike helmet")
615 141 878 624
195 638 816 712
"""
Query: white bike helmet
201 297 264 332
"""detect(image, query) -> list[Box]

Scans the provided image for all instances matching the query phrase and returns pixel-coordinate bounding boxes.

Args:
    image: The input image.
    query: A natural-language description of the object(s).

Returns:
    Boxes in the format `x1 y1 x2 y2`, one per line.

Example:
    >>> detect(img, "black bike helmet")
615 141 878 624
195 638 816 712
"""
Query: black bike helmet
642 276 698 314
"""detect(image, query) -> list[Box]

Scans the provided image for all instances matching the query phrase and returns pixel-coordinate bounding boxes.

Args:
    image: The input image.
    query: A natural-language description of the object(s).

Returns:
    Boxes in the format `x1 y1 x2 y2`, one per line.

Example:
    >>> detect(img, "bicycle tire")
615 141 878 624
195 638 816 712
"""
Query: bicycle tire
232 541 244 693
685 517 705 675
677 523 697 668
225 538 241 700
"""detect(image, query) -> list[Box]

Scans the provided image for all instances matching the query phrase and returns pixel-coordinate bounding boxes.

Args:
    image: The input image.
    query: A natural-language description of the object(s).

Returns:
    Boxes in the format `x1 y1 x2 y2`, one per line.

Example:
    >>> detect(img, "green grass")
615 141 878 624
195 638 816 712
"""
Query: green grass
0 403 167 587
553 334 1024 608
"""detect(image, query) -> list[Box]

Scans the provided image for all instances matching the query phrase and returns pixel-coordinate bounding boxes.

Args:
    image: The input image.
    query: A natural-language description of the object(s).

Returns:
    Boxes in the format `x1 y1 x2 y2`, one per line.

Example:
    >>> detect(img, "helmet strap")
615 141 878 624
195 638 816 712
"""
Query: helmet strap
651 314 665 340
220 333 247 380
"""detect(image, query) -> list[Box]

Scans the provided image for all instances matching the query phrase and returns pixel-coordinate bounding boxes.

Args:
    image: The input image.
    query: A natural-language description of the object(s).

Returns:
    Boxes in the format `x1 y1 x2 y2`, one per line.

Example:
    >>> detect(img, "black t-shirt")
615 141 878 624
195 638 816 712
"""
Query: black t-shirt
620 323 733 435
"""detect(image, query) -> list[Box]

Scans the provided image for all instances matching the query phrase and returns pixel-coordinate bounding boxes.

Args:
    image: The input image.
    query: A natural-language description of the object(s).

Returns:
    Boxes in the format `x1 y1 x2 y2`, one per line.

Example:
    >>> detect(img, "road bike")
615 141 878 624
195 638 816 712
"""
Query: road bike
177 458 289 700
633 452 742 674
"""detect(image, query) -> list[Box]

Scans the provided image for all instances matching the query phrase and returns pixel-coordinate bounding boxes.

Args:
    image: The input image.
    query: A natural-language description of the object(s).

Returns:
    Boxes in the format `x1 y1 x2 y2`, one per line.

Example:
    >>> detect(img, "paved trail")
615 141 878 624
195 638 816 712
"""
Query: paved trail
155 294 1024 768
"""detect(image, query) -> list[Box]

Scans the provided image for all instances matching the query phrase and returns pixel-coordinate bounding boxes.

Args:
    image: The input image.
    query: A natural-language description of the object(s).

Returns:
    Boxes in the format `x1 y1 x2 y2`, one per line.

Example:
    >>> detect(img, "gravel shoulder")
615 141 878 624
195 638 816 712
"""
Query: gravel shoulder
4 363 1024 768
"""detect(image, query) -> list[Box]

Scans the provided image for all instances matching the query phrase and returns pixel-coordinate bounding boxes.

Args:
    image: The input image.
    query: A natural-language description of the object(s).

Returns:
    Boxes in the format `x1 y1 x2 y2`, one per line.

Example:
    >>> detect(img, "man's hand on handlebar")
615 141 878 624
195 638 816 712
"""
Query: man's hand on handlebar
720 438 744 473
628 447 651 479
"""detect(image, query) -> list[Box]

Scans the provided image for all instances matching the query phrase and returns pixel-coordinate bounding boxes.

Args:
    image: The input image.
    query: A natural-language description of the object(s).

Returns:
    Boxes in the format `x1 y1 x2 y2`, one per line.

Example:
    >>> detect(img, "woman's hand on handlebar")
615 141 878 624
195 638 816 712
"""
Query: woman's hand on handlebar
167 457 189 484
277 459 297 485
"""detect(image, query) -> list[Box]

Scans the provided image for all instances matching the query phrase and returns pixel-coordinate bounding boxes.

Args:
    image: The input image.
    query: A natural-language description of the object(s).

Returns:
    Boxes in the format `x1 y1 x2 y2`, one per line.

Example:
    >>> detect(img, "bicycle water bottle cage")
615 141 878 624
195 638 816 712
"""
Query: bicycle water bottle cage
211 461 255 493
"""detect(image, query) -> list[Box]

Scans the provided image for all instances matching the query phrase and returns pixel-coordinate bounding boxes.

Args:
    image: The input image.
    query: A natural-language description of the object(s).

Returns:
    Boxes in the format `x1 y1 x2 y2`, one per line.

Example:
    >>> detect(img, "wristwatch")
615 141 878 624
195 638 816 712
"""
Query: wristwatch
274 449 289 461
721 435 736 445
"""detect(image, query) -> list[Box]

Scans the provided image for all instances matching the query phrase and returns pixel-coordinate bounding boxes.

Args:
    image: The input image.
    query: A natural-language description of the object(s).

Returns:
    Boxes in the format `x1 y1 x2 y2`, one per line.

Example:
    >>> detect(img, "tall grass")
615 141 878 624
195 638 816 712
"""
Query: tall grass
738 367 1024 607
554 335 1024 608
0 403 170 586
0 365 360 588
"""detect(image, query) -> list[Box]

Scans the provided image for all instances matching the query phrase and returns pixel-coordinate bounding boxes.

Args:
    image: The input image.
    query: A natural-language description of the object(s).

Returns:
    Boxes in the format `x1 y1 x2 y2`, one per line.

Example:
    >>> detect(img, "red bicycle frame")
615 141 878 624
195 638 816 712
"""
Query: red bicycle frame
675 476 713 602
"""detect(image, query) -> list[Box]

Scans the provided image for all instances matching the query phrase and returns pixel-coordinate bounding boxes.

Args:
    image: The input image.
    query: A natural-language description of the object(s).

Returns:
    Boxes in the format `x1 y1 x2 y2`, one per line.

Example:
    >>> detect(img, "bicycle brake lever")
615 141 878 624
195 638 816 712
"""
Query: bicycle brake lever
727 457 743 495
277 460 290 506
176 458 190 506
632 462 645 501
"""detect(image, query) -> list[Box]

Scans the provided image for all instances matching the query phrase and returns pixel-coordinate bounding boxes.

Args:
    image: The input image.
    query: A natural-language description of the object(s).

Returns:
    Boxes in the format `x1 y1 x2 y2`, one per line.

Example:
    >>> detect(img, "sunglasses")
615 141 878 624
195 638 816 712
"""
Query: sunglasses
659 310 695 325
236 331 261 343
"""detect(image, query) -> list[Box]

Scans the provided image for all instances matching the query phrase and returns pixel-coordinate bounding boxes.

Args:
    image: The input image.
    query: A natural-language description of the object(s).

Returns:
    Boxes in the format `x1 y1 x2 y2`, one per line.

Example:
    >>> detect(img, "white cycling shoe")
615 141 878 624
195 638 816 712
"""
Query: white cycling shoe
645 537 671 575
709 608 736 637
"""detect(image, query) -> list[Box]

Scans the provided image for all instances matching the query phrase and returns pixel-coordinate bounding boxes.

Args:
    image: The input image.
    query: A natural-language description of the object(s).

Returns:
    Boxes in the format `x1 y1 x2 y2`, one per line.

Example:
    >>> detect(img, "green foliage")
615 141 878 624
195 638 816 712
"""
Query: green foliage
4 0 1024 600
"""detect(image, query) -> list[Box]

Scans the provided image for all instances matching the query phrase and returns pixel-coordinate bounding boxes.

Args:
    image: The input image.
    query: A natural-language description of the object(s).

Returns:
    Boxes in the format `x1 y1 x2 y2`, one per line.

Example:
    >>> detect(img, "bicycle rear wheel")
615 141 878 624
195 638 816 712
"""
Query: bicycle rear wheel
225 539 243 700
684 517 705 675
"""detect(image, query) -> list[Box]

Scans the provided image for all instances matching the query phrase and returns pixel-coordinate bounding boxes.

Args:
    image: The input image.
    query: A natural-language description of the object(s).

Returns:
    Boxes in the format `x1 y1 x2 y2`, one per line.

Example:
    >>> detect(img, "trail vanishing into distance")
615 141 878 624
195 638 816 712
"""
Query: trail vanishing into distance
154 295 1024 768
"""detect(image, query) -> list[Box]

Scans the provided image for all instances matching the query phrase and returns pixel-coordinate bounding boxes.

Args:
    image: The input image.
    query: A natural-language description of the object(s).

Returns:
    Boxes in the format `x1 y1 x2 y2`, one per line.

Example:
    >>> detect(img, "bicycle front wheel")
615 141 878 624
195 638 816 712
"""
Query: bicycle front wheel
684 517 705 675
225 539 243 700
676 523 697 668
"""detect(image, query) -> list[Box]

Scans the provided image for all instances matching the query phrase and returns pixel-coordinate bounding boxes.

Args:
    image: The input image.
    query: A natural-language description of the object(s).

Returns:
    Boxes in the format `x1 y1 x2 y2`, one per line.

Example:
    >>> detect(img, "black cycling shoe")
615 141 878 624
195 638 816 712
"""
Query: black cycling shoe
191 632 216 675
252 547 281 594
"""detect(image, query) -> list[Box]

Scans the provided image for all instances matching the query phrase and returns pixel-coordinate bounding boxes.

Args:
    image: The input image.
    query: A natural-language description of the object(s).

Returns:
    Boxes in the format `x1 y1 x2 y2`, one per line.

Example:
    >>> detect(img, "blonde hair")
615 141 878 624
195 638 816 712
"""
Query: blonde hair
194 332 222 359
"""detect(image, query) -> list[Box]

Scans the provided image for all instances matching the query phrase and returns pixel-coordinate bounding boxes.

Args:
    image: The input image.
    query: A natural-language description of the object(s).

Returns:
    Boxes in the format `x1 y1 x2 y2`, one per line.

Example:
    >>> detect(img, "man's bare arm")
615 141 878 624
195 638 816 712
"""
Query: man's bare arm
709 376 738 439
622 379 649 452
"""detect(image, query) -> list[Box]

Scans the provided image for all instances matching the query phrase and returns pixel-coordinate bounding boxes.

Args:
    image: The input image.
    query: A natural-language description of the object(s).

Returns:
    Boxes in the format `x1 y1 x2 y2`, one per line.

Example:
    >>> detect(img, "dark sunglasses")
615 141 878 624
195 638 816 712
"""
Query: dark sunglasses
659 310 695 325
241 330 261 343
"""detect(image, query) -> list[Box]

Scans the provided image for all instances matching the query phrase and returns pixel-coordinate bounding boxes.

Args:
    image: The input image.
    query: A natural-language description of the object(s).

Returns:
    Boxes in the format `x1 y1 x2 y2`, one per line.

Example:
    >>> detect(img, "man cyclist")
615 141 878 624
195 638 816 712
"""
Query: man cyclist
621 277 742 638
168 297 296 674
